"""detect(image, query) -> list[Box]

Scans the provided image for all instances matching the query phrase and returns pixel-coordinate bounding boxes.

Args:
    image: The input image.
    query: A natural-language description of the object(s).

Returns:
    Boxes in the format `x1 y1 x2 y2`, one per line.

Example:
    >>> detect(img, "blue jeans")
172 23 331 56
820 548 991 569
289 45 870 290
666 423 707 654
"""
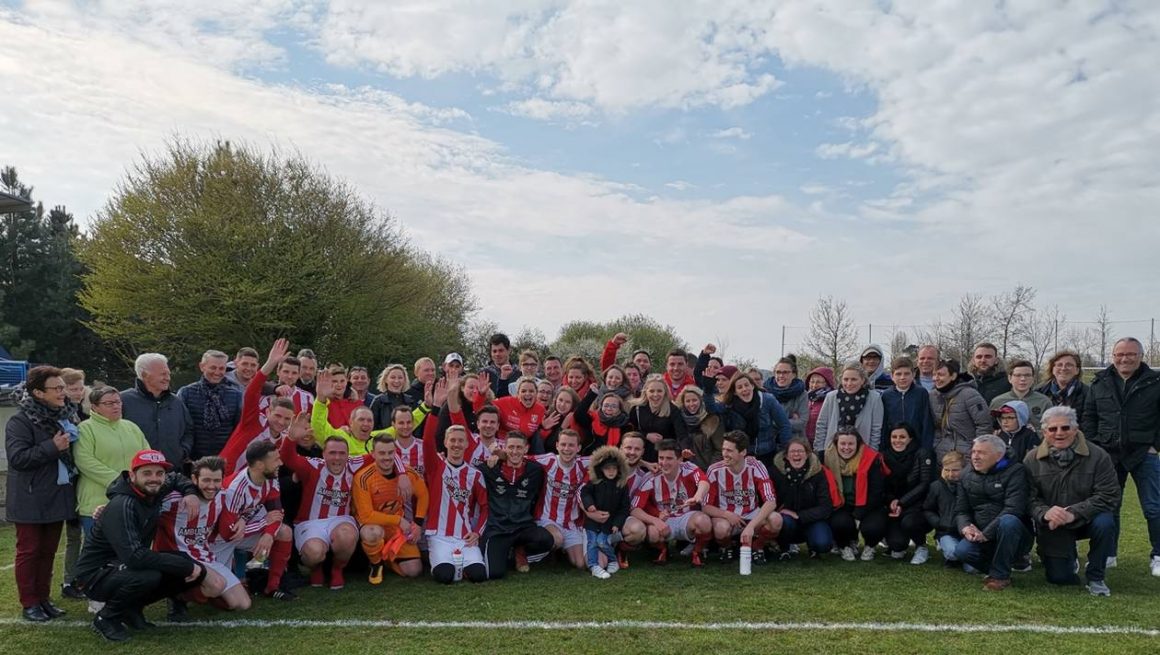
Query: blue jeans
778 513 834 554
1113 452 1160 557
586 531 615 569
937 534 963 561
1040 512 1116 584
79 516 96 540
954 515 1031 580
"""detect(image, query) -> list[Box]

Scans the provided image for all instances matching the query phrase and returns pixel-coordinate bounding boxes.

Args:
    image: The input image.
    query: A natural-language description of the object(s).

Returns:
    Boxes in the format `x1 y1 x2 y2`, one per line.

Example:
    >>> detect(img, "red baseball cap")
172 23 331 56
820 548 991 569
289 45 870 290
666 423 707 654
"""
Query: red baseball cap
130 449 173 472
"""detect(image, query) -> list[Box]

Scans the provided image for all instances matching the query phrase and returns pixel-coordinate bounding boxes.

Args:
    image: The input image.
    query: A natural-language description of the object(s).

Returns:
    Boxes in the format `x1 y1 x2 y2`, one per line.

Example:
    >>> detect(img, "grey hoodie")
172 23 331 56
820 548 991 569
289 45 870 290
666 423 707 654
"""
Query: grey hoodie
930 373 992 460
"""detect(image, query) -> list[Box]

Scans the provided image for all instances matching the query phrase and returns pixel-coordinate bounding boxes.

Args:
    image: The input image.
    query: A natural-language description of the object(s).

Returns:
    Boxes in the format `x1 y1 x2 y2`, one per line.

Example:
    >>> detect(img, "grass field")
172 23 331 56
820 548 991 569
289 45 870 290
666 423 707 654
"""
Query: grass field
3 482 1159 654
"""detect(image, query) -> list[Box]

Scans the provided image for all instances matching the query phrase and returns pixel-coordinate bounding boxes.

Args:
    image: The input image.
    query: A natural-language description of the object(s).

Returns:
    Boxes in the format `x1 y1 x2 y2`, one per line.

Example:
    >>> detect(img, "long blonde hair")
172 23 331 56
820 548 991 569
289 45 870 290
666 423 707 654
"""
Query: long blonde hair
631 374 671 418
376 364 410 393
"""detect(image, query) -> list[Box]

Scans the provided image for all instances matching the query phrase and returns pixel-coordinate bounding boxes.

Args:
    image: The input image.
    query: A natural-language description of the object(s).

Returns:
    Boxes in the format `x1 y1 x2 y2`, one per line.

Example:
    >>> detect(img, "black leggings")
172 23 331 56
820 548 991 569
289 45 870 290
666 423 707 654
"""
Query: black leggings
829 506 888 548
885 511 930 551
83 563 202 618
482 526 555 580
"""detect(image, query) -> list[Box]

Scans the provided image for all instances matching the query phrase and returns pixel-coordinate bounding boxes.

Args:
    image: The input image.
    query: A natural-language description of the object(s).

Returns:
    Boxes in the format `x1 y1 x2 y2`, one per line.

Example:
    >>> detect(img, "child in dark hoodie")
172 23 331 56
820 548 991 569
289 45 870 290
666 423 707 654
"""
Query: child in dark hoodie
580 446 631 579
992 400 1041 463
924 451 966 567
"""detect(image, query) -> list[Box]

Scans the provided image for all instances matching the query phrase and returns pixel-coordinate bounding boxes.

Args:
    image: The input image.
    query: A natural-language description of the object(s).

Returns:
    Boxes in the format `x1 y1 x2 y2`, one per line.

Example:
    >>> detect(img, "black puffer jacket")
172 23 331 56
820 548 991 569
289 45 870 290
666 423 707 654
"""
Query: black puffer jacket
74 471 198 586
580 447 632 534
974 369 1012 405
1037 379 1089 425
1081 364 1160 470
923 478 959 536
953 457 1028 540
882 447 934 513
770 451 834 524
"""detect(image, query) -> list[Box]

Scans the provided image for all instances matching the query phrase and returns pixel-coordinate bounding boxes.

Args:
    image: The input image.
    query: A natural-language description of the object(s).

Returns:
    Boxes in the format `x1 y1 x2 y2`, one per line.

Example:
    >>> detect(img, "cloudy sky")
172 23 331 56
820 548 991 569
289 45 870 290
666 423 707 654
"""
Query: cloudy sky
2 0 1158 364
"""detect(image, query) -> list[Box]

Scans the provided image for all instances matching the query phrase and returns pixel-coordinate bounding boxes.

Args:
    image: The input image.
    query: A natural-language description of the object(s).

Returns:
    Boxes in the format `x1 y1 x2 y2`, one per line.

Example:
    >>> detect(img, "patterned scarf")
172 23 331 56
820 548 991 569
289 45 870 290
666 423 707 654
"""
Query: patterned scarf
198 378 232 431
1049 442 1078 467
836 388 869 427
784 458 810 487
19 393 80 484
808 384 832 403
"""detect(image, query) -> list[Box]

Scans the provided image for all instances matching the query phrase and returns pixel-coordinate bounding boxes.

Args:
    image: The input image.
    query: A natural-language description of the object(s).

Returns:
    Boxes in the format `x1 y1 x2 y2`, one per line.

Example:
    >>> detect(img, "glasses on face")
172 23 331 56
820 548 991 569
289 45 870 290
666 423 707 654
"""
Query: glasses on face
98 399 123 407
43 385 66 392
1044 425 1073 434
1113 352 1140 360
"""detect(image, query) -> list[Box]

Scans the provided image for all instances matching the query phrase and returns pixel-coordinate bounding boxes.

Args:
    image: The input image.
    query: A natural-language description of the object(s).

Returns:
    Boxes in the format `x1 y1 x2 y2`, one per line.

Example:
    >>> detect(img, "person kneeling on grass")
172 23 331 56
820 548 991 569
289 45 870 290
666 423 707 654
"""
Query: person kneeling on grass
629 439 712 566
74 450 205 642
923 451 968 568
953 434 1032 591
478 432 555 580
1024 406 1119 596
703 431 782 565
824 427 888 562
880 422 934 564
770 438 835 559
352 435 429 583
581 446 632 579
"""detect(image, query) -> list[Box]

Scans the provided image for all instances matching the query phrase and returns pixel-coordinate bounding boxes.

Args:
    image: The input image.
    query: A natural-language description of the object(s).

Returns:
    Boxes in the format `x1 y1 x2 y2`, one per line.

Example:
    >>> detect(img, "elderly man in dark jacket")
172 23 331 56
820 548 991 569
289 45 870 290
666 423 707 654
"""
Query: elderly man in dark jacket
1025 406 1119 596
953 434 1031 591
120 353 193 467
177 349 243 460
74 450 202 642
1080 337 1160 575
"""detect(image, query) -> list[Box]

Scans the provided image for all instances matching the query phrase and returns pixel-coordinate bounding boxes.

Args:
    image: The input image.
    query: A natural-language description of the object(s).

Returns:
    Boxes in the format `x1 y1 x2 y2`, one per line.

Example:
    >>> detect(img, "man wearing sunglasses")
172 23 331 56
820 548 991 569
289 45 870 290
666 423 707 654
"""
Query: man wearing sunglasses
1024 406 1119 596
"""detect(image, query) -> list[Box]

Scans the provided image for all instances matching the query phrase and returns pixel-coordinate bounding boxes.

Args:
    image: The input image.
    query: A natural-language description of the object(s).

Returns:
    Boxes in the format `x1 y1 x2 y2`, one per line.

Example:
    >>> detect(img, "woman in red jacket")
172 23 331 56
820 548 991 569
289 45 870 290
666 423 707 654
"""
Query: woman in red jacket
574 383 630 455
824 427 887 562
538 386 580 455
490 377 546 438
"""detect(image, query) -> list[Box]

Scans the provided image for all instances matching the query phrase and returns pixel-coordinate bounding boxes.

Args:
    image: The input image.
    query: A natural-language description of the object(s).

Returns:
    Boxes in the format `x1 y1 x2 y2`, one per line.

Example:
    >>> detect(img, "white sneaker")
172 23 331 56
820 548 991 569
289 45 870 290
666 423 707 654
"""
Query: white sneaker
88 600 105 614
890 550 907 560
840 546 856 562
860 546 876 561
910 546 930 565
1106 556 1117 569
590 565 611 579
606 559 620 575
788 544 800 556
1151 556 1160 577
680 543 694 557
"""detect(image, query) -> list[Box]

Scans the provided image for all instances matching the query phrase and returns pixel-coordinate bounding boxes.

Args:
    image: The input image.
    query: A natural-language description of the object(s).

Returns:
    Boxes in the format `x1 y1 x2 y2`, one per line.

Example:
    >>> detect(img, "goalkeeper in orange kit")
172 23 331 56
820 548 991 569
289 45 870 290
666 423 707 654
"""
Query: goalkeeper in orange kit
352 435 429 582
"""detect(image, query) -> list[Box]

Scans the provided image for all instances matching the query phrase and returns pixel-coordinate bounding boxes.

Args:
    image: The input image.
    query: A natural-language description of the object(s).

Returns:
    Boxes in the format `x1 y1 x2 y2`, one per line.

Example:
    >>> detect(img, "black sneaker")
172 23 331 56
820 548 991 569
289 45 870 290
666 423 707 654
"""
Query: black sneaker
123 608 157 630
264 588 298 601
39 601 66 619
93 614 131 642
719 546 734 564
1013 555 1032 573
61 583 87 600
752 549 768 566
166 598 191 623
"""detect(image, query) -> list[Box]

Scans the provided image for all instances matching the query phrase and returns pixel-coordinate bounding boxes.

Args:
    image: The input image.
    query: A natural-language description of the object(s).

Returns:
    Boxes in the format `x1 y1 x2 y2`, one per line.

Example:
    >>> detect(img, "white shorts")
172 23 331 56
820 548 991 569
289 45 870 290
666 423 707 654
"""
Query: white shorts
537 518 585 549
427 535 484 581
202 560 242 593
294 516 358 550
724 509 762 536
665 514 696 541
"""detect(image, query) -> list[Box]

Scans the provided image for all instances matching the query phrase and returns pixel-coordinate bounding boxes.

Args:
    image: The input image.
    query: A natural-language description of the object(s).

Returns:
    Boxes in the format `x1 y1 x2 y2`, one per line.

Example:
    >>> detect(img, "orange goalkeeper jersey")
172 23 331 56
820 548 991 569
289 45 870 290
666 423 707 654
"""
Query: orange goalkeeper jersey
352 463 428 528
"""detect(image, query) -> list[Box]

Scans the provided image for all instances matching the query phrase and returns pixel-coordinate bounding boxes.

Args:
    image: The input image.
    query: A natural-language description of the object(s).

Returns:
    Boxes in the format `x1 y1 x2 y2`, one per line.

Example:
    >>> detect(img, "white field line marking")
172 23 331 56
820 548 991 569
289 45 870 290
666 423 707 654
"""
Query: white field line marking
0 549 64 571
2 618 1159 636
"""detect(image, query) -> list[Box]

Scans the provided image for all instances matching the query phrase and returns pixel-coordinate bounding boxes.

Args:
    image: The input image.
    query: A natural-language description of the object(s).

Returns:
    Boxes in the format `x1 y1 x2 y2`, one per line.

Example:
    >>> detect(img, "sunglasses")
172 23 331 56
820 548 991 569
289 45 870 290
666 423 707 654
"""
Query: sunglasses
1044 426 1074 434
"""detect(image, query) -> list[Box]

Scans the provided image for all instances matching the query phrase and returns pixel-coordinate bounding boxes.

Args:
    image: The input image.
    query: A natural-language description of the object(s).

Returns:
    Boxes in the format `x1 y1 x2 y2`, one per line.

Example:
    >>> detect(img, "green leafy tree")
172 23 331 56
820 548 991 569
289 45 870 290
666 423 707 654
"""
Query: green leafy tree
551 313 686 369
0 167 112 374
79 139 475 371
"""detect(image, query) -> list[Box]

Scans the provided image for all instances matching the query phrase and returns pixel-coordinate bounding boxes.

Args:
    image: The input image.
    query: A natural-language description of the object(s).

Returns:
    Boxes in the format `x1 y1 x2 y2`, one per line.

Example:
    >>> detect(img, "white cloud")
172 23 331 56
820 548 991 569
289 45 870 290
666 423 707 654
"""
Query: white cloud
311 0 784 116
665 180 695 191
3 1 1159 364
709 127 752 140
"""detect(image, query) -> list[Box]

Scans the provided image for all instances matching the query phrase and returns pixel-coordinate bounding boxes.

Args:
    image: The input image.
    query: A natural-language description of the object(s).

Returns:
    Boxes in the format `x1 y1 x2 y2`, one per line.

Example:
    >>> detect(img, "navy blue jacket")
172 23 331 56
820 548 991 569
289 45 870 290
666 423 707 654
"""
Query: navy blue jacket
177 378 243 460
881 384 936 450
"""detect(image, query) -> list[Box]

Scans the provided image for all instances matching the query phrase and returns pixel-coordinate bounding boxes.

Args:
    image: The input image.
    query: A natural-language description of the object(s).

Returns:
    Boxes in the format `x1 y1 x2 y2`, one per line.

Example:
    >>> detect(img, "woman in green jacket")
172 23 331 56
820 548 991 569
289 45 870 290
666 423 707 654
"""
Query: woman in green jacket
74 386 148 536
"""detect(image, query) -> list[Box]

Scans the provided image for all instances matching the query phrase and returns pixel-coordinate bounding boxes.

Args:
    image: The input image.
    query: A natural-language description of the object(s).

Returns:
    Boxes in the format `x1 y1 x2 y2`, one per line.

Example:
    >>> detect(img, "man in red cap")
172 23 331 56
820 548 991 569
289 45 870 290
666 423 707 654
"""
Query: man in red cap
73 449 204 642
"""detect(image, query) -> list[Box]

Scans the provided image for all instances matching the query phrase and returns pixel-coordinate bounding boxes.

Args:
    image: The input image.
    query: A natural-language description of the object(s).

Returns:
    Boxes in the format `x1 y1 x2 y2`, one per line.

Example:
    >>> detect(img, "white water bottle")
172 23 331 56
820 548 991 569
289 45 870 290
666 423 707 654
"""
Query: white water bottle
739 546 752 575
452 548 464 578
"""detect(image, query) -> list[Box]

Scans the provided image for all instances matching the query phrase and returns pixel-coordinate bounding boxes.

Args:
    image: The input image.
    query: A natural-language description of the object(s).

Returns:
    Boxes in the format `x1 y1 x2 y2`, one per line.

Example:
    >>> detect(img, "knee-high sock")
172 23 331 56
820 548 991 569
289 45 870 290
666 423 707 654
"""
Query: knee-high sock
752 527 774 552
693 534 712 555
362 537 384 564
264 539 293 593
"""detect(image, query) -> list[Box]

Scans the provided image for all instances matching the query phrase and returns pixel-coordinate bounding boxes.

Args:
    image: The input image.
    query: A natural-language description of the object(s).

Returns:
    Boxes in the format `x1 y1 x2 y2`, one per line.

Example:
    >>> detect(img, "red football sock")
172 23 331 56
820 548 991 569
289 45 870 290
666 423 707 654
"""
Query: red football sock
330 559 348 589
752 527 774 552
693 534 712 555
264 539 293 593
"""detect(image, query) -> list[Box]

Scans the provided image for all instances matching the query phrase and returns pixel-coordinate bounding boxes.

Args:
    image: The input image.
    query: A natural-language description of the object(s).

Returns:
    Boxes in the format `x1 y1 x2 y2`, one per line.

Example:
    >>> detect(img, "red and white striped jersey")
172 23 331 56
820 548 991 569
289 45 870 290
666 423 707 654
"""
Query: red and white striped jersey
706 459 775 516
155 491 223 563
257 387 314 427
531 454 589 529
218 427 280 477
219 470 281 538
396 438 426 476
633 462 707 518
425 458 488 538
278 438 369 522
467 435 504 469
626 464 653 498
